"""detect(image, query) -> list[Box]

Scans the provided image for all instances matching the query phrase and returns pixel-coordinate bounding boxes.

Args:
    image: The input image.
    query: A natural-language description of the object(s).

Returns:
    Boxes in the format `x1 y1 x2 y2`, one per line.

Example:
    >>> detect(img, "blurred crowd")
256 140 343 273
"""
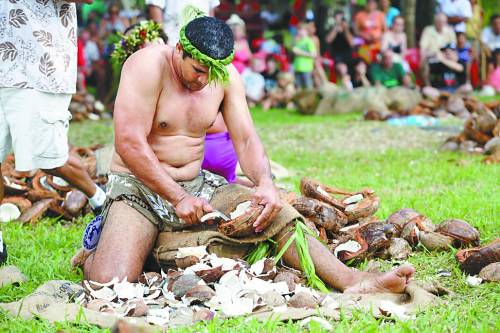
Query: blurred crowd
76 0 500 111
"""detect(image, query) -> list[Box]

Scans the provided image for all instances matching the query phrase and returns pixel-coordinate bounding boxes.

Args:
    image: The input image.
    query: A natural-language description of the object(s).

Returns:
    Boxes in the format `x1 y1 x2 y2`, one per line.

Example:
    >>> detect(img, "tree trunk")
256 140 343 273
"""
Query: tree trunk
402 0 417 48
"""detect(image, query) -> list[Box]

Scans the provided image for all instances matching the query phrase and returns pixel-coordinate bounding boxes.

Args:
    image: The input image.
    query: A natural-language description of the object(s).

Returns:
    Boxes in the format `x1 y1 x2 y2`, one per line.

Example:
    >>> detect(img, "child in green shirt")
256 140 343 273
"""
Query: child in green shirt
293 23 317 89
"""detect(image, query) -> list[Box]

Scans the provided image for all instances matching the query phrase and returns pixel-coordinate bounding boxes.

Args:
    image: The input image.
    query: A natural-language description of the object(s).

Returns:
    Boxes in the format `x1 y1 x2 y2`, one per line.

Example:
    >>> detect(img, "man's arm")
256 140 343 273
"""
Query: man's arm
222 66 282 232
113 47 210 224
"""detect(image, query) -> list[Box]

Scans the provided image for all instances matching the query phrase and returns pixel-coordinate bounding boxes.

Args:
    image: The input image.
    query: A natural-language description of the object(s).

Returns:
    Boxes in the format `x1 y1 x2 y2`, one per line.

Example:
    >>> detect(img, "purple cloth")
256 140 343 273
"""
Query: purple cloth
202 132 237 183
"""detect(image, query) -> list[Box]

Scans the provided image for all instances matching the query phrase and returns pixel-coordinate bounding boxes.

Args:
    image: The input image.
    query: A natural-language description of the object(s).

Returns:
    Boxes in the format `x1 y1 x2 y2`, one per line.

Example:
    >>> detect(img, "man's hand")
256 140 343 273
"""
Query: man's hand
251 183 283 233
174 195 213 225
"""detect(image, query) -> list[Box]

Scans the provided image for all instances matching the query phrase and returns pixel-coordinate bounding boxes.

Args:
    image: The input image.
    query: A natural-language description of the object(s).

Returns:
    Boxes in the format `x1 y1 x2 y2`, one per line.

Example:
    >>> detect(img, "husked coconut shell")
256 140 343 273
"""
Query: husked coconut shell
492 120 500 137
401 221 420 246
218 201 264 238
171 274 202 298
386 208 422 233
292 197 348 232
337 222 395 261
194 265 224 283
1 196 32 213
261 290 286 307
46 175 72 193
288 292 318 309
123 299 149 317
435 219 480 248
63 190 88 217
299 178 349 210
456 239 500 275
2 177 29 196
483 150 500 164
388 238 412 260
273 271 301 292
138 272 162 286
344 194 380 222
474 105 497 134
419 231 454 251
185 285 216 302
175 255 200 269
18 198 55 224
478 262 500 282
71 147 97 178
484 137 500 155
463 118 492 145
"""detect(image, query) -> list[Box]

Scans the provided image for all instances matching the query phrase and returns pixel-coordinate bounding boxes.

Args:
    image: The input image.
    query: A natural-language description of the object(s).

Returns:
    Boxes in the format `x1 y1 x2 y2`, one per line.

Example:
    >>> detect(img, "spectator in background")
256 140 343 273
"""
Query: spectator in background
438 0 472 33
262 72 296 111
369 49 411 88
354 0 386 47
306 21 328 87
420 13 457 85
261 3 282 30
227 14 252 74
263 55 280 92
241 57 266 107
326 10 354 66
429 44 466 92
381 16 408 70
99 3 129 39
481 14 500 52
145 0 220 46
484 49 500 92
379 0 400 28
293 23 317 90
352 58 372 88
335 63 353 90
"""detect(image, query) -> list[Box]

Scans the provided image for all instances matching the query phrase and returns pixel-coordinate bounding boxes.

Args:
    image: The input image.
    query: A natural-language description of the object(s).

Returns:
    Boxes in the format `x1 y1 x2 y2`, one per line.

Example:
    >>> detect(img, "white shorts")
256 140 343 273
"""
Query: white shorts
0 88 72 171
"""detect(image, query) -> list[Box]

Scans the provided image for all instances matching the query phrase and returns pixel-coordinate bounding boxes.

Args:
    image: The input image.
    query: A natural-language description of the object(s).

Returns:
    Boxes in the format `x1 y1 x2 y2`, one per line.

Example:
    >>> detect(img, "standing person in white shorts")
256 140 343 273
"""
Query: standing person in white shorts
0 0 106 213
145 0 220 46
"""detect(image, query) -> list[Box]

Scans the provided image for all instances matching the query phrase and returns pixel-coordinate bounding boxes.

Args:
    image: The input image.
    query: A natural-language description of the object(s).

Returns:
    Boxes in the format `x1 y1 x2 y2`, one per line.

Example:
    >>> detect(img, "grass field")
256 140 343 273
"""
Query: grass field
1 108 499 332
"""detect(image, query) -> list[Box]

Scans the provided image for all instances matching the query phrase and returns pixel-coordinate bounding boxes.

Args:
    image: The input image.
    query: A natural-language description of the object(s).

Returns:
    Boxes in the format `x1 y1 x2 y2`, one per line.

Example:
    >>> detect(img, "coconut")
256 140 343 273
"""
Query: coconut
292 196 348 232
435 219 480 248
273 271 301 292
0 203 21 223
218 201 264 237
388 238 412 260
456 239 500 275
478 262 500 282
419 231 454 251
184 285 216 302
171 274 202 298
287 292 318 309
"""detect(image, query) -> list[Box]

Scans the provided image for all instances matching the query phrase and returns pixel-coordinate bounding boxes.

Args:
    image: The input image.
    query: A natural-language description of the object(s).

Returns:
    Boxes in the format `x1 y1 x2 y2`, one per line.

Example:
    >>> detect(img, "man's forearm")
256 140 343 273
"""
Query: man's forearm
236 137 273 187
116 140 187 205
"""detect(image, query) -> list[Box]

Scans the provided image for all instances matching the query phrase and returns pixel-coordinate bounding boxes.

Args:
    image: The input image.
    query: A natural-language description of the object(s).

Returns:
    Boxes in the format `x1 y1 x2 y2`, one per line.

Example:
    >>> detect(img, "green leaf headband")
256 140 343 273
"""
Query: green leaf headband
111 20 162 66
179 24 235 84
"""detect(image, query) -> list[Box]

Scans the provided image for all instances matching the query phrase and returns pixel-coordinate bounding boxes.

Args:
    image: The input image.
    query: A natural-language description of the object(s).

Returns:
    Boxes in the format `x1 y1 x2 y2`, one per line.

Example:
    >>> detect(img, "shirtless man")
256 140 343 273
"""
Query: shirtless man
82 15 414 294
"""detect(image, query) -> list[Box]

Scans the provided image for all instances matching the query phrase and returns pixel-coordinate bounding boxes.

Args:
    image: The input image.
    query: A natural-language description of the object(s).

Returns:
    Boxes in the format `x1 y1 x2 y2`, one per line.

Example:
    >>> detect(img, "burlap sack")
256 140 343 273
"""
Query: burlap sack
153 184 302 268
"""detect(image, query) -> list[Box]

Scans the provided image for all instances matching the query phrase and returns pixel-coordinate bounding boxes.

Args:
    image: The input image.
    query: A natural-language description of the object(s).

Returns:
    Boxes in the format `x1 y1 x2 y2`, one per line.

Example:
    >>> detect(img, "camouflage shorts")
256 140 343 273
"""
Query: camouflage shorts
100 170 227 232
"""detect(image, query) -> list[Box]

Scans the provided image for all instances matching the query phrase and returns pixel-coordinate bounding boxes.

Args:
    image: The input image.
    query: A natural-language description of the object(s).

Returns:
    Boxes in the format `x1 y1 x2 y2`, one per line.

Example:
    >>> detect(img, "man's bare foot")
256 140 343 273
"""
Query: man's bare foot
344 264 415 294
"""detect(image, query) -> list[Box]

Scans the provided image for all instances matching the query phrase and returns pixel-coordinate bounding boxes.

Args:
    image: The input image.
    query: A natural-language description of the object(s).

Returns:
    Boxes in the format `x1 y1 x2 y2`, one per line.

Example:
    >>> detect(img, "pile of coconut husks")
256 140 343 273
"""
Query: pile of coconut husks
441 98 500 164
69 92 110 121
288 178 499 279
0 146 107 223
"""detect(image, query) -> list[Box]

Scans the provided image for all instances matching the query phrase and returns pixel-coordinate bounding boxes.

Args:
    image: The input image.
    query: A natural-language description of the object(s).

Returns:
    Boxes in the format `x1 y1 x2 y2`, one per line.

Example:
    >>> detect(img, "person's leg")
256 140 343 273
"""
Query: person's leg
84 201 158 282
274 224 415 293
42 153 96 198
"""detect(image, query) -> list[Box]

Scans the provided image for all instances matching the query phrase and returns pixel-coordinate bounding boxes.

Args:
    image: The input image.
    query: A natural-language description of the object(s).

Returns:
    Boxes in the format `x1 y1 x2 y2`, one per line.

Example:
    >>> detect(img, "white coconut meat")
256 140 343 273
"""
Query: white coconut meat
147 308 170 326
334 240 362 257
176 246 208 259
51 176 69 187
300 317 333 330
229 201 253 219
0 203 21 223
316 186 330 198
339 223 360 233
114 279 145 300
343 194 364 205
378 300 412 320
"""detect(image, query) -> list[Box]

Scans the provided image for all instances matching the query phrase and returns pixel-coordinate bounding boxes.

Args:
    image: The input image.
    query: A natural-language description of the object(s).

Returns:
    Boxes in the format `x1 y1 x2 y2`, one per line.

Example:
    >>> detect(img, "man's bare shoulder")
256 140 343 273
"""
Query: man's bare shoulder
122 45 173 77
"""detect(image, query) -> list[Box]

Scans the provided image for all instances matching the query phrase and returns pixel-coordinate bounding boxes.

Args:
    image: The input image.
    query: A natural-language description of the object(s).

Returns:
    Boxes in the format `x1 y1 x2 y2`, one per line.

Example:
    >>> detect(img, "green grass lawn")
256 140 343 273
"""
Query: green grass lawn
1 108 499 332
